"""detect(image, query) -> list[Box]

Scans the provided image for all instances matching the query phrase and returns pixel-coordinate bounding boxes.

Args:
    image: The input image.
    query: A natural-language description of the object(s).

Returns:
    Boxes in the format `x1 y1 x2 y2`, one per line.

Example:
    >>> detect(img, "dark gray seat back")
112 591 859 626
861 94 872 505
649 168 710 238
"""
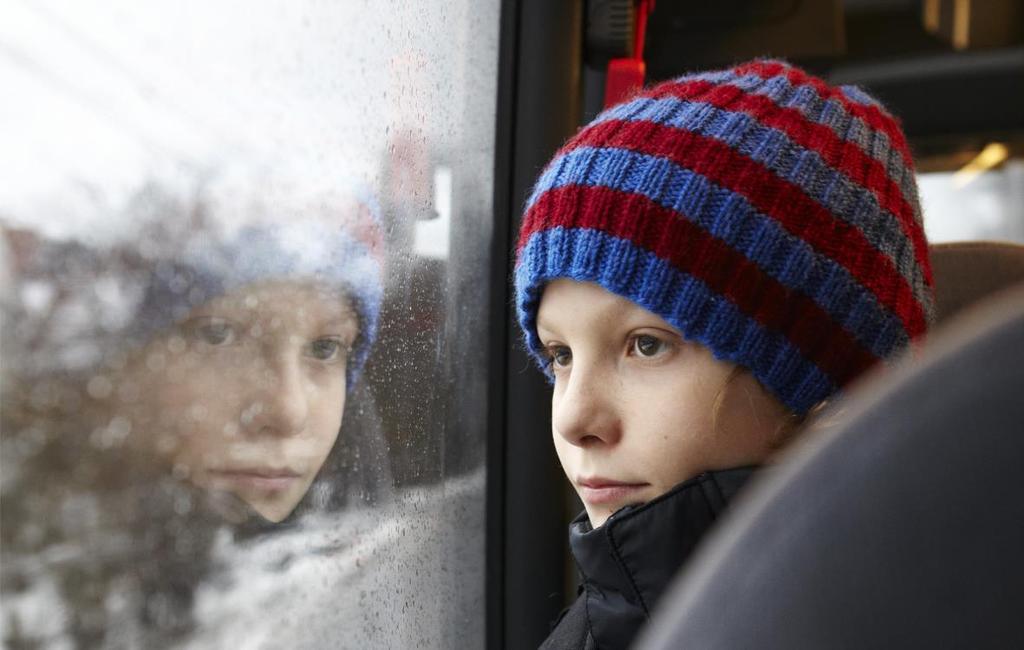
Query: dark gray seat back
638 286 1024 650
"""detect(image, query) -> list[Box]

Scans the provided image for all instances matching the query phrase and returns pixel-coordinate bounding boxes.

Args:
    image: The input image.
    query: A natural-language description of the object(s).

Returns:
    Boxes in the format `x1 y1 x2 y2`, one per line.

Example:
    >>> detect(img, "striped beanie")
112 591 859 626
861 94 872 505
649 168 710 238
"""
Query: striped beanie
6 168 385 390
133 169 386 389
514 59 933 414
134 217 385 390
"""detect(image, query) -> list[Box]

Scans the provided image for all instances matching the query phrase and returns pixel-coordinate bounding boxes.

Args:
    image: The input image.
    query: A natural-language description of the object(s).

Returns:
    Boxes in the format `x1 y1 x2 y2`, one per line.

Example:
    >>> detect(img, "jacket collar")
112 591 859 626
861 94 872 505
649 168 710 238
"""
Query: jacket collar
568 467 756 649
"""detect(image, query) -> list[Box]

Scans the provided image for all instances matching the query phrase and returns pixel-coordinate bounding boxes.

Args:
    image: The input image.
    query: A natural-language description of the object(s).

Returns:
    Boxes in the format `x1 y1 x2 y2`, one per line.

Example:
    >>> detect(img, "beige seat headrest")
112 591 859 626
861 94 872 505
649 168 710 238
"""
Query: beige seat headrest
930 241 1024 324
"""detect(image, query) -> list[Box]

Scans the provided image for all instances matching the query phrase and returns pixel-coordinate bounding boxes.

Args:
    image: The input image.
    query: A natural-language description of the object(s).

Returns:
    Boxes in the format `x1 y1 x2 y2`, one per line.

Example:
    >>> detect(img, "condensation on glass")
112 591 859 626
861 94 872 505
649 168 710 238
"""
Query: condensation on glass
0 1 497 647
917 143 1024 244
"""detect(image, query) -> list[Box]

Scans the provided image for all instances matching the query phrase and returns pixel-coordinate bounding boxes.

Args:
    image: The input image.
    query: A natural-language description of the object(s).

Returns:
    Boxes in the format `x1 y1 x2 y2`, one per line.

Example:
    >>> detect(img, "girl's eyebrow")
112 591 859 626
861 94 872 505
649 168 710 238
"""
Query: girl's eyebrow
320 312 360 339
535 318 559 338
322 316 355 327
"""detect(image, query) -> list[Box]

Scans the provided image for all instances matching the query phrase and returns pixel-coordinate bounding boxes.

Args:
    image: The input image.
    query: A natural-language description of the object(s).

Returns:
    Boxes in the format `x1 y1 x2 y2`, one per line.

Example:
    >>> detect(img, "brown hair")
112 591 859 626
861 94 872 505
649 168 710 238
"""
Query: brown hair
711 366 823 451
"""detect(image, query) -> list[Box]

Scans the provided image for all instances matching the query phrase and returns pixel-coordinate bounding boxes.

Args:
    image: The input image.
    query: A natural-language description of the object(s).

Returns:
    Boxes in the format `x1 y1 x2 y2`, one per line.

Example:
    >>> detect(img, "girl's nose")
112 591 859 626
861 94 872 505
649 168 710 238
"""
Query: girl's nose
240 355 310 437
552 362 621 447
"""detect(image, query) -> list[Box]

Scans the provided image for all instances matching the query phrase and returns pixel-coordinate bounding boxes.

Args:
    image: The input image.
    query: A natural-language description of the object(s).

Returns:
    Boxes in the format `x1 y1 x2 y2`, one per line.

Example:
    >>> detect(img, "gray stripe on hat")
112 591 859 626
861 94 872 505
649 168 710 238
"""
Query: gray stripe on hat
598 95 931 317
723 72 924 233
717 72 932 317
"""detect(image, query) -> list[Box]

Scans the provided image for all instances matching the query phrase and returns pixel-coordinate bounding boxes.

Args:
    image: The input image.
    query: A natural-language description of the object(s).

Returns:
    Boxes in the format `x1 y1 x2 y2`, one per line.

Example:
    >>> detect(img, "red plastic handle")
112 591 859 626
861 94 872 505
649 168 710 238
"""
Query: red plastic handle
603 0 655 108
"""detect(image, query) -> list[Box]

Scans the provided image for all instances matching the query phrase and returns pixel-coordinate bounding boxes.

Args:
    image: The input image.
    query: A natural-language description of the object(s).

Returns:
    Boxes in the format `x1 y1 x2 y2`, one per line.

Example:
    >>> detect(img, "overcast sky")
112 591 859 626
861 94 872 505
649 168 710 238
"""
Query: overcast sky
0 0 494 243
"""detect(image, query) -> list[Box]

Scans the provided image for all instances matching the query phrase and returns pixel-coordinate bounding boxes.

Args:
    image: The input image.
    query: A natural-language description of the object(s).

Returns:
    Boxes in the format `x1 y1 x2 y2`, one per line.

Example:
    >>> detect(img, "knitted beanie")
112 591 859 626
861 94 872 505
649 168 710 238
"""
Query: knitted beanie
4 168 385 390
135 220 384 390
515 59 933 414
136 171 385 390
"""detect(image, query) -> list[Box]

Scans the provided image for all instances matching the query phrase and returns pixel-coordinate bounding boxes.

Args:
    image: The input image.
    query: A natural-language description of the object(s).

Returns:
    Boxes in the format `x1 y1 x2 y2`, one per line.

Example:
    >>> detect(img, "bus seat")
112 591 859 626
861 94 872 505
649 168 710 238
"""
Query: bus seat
636 283 1024 649
931 240 1024 323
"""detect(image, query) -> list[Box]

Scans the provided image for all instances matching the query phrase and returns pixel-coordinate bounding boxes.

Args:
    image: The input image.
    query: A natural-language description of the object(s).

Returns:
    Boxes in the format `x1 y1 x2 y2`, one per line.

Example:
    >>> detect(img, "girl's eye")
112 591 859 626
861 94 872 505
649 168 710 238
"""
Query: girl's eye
546 345 572 369
307 337 346 362
192 320 237 346
632 334 668 358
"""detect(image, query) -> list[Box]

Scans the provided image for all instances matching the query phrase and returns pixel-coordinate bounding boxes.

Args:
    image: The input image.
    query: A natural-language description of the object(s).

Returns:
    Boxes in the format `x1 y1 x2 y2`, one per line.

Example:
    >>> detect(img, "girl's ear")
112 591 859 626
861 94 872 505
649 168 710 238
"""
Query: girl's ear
769 409 806 451
712 366 798 452
710 366 744 437
783 398 850 450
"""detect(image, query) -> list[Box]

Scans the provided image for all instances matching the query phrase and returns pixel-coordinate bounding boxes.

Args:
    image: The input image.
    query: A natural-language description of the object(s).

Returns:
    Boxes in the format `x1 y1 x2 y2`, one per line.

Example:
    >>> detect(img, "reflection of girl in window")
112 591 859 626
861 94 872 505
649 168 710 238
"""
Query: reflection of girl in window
0 170 389 644
107 208 386 524
130 281 359 522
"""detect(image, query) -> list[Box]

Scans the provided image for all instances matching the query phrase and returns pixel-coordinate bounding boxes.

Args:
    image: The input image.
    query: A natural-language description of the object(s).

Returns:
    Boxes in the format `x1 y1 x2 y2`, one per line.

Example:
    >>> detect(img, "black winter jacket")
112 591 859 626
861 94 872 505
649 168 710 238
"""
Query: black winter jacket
539 467 755 650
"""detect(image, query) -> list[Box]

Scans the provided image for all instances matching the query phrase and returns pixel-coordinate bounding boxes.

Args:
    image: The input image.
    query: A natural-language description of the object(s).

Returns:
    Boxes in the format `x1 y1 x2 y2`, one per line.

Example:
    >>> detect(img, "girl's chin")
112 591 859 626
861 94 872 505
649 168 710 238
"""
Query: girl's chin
197 487 257 524
243 491 307 523
586 507 622 529
192 484 299 525
250 504 296 523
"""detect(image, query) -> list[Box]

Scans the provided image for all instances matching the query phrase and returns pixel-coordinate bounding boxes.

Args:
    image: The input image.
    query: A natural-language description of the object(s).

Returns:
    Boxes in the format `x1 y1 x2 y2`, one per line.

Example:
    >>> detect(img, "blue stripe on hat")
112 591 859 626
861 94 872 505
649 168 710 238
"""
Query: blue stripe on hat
140 222 383 389
515 227 837 413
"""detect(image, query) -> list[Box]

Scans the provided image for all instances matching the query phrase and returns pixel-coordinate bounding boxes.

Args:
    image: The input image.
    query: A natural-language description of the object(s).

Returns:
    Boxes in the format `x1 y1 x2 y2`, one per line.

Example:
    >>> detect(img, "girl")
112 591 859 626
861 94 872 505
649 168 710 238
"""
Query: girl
514 59 933 649
0 168 390 645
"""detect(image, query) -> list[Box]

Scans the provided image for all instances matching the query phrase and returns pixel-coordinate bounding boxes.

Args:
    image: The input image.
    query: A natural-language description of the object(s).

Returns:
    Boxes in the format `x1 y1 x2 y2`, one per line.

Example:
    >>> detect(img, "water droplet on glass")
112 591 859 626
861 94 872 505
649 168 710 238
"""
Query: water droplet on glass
86 375 114 399
166 335 187 354
146 351 167 372
187 403 209 422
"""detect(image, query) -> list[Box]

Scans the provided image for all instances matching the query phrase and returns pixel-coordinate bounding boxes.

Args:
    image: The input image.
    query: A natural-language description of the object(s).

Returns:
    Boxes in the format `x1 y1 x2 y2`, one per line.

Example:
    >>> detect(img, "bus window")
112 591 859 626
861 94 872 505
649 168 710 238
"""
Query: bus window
1 1 498 647
918 143 1024 244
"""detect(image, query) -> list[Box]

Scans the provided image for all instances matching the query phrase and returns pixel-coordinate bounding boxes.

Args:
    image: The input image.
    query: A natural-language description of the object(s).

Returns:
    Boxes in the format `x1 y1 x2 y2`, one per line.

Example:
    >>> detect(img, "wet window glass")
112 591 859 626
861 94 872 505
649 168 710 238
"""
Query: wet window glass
917 141 1024 244
1 1 496 647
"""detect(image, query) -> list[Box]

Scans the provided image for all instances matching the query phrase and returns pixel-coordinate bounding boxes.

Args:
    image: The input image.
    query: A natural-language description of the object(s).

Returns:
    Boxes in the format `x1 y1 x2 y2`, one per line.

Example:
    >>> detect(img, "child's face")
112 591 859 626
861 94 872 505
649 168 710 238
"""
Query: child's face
115 281 358 522
536 279 789 528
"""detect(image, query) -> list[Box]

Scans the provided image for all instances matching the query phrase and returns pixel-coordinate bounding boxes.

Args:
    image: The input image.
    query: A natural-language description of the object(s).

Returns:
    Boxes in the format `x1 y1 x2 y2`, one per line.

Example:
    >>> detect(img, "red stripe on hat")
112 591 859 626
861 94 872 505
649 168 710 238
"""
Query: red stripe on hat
311 198 385 262
343 204 386 262
521 184 880 386
731 61 914 166
558 119 928 338
650 78 933 287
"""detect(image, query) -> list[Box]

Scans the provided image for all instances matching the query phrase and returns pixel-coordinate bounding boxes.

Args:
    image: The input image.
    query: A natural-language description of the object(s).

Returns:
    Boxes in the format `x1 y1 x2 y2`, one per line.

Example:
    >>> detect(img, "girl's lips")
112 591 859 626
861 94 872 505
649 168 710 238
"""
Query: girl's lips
577 479 649 506
209 468 301 492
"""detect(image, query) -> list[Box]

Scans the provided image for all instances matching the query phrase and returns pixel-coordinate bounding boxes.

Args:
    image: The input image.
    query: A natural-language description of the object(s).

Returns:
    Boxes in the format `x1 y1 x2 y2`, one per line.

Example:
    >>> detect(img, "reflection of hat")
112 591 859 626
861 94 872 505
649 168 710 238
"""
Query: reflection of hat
2 168 385 389
515 59 933 414
138 221 384 388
